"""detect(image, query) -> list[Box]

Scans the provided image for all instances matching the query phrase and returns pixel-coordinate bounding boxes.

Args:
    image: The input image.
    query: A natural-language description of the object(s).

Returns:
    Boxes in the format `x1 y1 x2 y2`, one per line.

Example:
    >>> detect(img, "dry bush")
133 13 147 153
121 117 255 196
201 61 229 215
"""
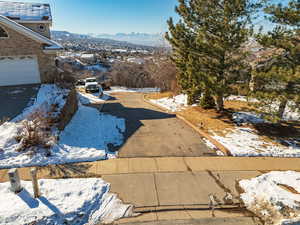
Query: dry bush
109 62 156 88
15 106 59 155
108 51 179 93
144 57 179 93
246 197 288 225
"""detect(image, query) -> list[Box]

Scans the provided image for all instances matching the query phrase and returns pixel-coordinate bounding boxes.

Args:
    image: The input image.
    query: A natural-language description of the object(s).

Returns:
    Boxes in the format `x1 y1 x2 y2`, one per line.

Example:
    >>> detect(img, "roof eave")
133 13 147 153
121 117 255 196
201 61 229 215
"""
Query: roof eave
43 48 64 54
0 15 62 50
17 20 52 24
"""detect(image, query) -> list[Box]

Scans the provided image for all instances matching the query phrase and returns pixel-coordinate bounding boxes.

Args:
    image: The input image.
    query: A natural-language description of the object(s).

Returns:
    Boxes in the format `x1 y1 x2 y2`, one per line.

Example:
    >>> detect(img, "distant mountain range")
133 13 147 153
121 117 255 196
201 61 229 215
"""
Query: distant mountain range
51 31 167 47
88 32 167 47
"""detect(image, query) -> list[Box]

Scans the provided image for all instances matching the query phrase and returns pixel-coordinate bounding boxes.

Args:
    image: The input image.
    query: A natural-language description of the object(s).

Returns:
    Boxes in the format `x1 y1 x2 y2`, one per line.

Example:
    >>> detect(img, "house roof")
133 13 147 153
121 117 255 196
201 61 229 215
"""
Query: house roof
0 1 51 22
0 15 63 52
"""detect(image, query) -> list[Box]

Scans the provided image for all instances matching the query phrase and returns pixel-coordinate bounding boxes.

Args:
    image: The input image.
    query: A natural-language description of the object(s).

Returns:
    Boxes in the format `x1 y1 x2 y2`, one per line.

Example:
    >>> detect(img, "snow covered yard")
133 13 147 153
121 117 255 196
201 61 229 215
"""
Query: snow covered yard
0 178 134 225
212 111 300 157
0 85 125 168
239 171 300 225
147 93 300 157
59 105 125 160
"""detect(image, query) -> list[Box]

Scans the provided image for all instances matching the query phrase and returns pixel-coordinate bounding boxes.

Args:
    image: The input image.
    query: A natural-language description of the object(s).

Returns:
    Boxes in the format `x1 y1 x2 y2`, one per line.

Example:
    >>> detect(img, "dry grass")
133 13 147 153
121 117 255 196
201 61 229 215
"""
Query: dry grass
176 100 253 135
15 105 60 154
146 92 300 150
144 92 174 100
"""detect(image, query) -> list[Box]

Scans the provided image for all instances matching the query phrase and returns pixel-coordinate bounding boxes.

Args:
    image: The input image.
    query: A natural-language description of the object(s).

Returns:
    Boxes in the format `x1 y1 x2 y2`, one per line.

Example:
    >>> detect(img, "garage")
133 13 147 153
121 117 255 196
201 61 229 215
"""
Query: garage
0 56 41 86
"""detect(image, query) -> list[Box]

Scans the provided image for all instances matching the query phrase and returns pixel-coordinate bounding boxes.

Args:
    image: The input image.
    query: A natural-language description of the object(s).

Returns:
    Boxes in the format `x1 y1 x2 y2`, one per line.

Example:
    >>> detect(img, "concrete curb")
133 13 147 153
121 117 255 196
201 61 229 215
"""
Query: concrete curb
142 94 231 156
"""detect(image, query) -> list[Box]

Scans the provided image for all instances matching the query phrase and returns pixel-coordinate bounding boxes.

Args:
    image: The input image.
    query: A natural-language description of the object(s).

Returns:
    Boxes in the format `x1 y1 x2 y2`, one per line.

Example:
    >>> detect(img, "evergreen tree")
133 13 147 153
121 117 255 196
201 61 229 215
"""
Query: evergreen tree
166 0 262 111
251 0 300 121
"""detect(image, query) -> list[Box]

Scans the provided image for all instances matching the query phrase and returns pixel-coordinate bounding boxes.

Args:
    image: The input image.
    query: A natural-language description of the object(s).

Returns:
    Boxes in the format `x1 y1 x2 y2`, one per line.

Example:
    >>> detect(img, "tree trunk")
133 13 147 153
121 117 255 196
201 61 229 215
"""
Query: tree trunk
215 94 224 112
277 99 288 119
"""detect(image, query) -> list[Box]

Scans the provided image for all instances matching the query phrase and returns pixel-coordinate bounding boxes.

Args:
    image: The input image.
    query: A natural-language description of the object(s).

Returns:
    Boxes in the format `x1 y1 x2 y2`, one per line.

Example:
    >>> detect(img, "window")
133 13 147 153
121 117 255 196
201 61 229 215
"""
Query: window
37 24 46 32
0 26 8 38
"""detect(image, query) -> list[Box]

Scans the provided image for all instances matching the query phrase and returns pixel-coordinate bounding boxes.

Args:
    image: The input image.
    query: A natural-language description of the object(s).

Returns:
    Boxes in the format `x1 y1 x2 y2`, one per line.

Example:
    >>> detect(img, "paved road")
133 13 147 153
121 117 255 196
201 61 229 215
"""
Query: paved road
0 84 39 121
98 92 213 157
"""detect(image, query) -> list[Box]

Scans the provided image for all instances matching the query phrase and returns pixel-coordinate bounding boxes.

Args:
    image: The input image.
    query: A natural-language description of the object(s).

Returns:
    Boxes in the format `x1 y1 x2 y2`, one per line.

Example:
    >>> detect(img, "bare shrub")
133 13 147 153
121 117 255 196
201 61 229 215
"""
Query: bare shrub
15 106 59 154
108 56 179 93
144 57 179 93
109 62 156 88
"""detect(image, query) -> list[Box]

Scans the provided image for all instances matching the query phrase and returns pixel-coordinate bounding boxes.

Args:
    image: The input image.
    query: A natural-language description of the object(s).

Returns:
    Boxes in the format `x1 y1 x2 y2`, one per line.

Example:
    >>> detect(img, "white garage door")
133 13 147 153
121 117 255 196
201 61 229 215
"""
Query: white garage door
0 56 41 86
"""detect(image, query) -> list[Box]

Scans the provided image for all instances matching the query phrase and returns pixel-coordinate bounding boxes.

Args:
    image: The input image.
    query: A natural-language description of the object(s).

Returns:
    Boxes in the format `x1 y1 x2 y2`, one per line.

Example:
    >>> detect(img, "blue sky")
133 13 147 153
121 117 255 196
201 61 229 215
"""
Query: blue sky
6 0 179 34
5 0 289 34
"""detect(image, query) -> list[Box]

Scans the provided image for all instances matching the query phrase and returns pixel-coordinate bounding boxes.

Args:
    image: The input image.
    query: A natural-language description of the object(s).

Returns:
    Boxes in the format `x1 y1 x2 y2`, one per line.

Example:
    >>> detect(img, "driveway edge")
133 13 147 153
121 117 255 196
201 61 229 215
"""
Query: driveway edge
142 94 231 156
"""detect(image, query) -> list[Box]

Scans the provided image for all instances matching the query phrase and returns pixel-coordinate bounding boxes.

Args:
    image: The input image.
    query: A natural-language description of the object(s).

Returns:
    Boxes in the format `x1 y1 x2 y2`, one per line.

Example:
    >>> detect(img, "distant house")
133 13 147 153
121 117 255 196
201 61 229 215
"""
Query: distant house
0 1 63 86
79 54 96 64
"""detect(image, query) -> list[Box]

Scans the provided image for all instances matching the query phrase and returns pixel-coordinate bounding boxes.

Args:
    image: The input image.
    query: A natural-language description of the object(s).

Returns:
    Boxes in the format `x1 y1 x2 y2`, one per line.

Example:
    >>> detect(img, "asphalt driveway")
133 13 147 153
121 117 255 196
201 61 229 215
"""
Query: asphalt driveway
0 85 39 121
97 92 214 157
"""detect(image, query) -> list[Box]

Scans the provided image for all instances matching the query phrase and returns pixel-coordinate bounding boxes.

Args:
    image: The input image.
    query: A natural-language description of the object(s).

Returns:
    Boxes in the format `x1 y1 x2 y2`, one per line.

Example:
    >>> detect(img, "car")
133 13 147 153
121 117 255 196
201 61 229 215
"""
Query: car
85 82 100 93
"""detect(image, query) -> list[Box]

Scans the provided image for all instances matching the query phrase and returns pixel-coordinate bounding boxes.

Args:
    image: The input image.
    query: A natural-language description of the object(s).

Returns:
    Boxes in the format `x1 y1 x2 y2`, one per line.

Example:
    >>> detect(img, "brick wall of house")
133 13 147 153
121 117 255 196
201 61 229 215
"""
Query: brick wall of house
0 24 57 83
20 23 51 38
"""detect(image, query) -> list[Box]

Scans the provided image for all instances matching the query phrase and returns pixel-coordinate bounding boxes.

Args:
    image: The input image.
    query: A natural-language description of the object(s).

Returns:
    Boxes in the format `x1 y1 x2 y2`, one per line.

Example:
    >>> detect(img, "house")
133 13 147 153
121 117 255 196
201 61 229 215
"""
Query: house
0 1 63 86
79 54 96 64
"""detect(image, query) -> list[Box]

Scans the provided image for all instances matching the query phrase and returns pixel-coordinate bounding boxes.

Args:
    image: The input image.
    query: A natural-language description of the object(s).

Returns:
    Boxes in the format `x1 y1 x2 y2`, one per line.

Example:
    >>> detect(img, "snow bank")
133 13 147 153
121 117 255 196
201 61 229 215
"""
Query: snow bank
0 178 133 225
150 94 188 112
213 128 300 157
59 105 125 160
0 105 125 168
0 84 126 168
78 92 110 105
202 138 225 156
226 95 300 121
107 86 160 93
232 112 265 125
239 171 300 225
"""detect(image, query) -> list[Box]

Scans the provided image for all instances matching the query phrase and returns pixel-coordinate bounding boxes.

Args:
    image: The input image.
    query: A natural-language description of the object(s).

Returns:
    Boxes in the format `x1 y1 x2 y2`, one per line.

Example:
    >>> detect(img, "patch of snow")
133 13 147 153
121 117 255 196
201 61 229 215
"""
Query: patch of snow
239 171 300 225
150 94 188 112
78 92 110 105
213 128 300 157
232 112 265 125
106 86 160 93
86 64 108 72
226 95 248 102
283 103 300 121
227 96 300 122
0 105 125 169
202 138 225 156
0 178 134 225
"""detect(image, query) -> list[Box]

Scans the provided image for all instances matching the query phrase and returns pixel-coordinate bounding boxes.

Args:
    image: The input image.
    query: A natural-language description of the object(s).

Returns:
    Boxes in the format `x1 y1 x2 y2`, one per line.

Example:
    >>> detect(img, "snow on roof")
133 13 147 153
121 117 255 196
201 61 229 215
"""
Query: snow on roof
0 1 52 22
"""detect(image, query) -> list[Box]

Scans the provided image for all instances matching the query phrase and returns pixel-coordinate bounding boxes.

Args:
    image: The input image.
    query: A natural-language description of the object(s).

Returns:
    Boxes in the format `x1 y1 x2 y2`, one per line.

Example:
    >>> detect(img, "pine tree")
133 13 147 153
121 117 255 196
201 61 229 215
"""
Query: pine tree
166 0 262 111
251 0 300 121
